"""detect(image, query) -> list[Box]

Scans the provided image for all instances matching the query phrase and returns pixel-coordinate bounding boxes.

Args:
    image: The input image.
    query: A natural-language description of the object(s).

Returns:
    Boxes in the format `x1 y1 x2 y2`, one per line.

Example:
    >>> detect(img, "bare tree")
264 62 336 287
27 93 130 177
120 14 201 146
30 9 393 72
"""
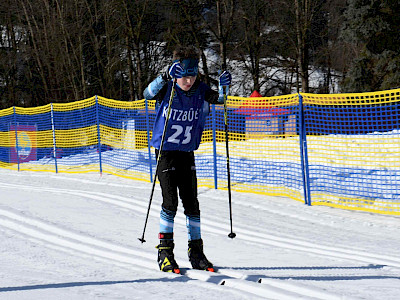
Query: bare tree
196 0 236 69
0 0 20 107
216 0 235 69
121 0 168 100
235 0 270 93
162 1 214 85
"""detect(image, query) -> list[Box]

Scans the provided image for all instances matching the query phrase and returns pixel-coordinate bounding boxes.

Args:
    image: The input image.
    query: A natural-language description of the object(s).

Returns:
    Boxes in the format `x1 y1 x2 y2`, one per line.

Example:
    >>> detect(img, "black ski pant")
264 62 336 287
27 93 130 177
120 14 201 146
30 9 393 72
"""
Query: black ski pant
156 150 200 216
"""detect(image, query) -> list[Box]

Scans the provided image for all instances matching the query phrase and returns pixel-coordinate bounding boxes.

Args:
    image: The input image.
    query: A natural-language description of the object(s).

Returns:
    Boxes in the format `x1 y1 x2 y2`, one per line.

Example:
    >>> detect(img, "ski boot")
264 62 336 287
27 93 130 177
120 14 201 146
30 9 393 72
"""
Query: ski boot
156 233 180 274
188 239 214 272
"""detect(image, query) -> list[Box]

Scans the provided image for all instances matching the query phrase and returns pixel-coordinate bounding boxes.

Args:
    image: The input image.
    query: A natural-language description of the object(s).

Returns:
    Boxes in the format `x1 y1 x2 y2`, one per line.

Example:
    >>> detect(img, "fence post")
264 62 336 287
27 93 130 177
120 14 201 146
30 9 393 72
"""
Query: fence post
13 106 20 171
50 103 58 173
95 95 103 175
212 104 218 189
298 93 311 205
145 98 153 182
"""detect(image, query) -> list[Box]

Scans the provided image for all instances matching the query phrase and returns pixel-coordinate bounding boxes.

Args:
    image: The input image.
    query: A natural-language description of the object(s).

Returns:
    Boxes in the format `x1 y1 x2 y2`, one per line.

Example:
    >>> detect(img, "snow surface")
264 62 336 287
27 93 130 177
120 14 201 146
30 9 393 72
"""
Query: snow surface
1 169 400 299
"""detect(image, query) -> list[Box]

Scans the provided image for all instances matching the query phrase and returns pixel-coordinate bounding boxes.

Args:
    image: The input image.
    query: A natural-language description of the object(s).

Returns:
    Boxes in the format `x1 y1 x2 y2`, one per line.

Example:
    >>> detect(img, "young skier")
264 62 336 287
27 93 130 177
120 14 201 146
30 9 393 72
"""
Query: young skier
143 45 231 274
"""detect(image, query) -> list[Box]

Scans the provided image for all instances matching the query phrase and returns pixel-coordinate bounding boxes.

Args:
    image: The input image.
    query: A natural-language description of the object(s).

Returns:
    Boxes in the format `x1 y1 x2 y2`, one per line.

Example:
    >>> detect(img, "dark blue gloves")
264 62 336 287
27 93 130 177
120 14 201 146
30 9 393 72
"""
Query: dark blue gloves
168 62 184 79
219 70 232 86
218 70 231 103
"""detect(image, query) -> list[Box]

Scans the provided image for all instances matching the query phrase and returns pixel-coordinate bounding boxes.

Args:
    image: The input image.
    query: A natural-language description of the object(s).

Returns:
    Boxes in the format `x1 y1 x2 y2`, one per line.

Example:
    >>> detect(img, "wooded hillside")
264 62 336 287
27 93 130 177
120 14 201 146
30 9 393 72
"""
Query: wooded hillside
1 0 399 108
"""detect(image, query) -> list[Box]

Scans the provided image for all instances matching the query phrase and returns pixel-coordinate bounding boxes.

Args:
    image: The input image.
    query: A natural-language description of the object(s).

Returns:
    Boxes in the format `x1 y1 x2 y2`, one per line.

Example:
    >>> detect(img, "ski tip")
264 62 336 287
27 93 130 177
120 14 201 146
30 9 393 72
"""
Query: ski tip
228 232 236 239
207 267 215 272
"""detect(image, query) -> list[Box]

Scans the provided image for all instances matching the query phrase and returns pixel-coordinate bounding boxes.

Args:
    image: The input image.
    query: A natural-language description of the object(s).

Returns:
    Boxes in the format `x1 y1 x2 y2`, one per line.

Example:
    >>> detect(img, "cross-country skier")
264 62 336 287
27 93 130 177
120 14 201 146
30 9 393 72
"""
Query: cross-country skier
143 45 232 274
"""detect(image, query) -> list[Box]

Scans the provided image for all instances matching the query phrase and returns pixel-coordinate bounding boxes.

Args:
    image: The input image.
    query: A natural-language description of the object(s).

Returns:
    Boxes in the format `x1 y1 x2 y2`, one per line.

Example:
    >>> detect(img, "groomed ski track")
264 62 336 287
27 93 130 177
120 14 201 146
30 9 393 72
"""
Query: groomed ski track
1 171 400 299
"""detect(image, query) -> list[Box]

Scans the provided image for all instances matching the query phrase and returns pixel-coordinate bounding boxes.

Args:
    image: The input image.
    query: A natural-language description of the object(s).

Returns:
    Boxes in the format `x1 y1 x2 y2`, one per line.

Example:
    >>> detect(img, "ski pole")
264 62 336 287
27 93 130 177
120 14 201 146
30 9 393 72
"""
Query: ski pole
222 68 236 239
138 79 176 243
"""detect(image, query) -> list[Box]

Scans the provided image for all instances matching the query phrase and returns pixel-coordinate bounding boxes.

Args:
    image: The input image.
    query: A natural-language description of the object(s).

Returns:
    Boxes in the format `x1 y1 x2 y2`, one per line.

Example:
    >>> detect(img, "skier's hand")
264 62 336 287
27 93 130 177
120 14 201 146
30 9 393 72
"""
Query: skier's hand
219 70 232 86
168 62 184 79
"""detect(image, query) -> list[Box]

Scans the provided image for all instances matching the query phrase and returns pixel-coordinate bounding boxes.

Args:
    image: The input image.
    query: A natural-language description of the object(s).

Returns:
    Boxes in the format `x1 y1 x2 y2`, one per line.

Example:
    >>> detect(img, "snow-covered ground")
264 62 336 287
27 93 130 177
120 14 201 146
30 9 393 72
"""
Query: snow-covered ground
1 169 400 299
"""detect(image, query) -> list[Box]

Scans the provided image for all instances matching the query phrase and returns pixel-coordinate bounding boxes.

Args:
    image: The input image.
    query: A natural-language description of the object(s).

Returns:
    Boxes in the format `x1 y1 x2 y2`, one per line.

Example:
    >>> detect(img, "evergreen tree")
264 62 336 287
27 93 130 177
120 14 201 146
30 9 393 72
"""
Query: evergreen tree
341 0 400 92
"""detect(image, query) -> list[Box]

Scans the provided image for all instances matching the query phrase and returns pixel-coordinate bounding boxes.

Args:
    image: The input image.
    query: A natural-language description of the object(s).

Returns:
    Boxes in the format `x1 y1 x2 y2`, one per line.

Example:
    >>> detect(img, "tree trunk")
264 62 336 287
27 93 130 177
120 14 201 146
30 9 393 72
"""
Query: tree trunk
21 0 50 101
216 0 227 68
295 0 310 93
126 36 135 101
133 42 143 99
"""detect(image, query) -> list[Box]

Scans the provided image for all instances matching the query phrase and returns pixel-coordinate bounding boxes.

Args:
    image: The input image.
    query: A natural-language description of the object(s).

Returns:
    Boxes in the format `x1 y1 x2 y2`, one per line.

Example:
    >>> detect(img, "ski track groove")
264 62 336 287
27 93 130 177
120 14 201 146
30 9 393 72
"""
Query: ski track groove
2 182 400 268
0 183 360 299
1 181 398 299
0 205 334 300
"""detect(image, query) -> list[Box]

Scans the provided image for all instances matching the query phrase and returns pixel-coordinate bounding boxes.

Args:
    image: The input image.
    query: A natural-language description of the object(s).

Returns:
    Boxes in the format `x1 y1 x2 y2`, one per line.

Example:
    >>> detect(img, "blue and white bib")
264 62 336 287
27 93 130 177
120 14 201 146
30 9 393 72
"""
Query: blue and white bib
151 81 211 152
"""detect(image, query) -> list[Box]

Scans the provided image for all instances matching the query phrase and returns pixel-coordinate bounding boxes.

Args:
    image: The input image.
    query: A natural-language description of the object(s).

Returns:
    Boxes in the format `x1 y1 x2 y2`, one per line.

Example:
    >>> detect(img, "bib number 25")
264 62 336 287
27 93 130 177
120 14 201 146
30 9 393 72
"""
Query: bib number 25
167 125 193 144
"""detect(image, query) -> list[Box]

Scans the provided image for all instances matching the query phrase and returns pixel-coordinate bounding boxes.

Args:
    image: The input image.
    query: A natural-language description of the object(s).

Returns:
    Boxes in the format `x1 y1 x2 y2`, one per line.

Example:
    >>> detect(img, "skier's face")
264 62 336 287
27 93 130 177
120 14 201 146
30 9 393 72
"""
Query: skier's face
177 76 197 91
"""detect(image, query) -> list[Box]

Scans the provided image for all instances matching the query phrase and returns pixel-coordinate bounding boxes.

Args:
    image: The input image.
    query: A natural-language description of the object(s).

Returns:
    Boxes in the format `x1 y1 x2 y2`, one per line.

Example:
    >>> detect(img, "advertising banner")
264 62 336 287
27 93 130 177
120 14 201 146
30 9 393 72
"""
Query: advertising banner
10 125 37 163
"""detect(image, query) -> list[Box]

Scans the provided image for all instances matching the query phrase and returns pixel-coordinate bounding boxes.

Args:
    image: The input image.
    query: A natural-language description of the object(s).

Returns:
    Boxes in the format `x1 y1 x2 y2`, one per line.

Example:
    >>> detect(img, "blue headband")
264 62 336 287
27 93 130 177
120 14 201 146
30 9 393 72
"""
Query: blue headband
174 58 199 77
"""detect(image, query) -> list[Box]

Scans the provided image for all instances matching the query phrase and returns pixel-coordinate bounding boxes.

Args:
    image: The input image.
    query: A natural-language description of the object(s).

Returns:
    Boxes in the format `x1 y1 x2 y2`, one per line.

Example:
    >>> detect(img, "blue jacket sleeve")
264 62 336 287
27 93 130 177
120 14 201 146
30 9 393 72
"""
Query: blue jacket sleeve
143 74 168 100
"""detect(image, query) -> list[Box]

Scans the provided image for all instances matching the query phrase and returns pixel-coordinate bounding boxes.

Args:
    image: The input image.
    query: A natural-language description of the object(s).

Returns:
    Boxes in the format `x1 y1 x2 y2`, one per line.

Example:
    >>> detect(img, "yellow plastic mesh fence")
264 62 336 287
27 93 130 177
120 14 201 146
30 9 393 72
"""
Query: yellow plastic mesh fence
301 90 400 214
1 89 399 215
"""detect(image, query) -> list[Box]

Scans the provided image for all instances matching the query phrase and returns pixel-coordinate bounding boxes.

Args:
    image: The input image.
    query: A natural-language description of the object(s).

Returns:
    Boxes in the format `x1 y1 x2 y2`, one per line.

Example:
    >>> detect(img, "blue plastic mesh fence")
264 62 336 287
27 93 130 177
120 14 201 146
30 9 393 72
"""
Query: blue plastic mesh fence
1 89 400 215
301 91 400 214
